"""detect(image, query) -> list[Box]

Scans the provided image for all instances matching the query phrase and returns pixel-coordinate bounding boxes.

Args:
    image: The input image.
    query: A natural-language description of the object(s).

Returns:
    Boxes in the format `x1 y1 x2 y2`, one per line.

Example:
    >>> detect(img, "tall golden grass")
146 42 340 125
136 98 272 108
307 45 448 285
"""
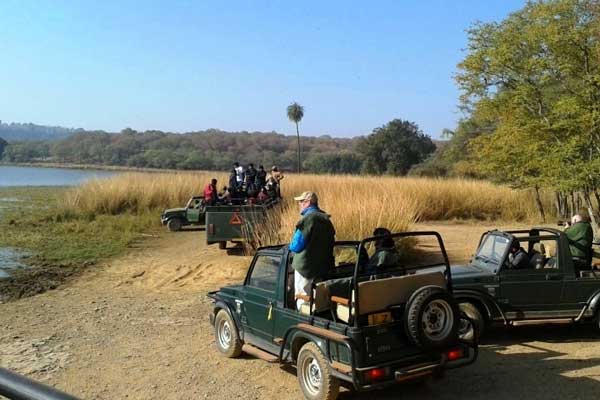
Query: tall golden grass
62 171 227 214
63 171 554 243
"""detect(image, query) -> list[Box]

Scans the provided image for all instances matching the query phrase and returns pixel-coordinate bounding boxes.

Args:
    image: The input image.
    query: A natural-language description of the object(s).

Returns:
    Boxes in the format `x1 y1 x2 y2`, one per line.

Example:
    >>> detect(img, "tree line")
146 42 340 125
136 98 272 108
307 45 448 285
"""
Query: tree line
0 121 437 175
0 121 79 141
415 0 600 221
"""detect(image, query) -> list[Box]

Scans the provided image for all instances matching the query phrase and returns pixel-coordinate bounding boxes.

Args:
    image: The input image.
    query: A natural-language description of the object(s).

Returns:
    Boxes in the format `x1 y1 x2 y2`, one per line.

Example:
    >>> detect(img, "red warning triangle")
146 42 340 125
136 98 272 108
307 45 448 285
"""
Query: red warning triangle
229 212 243 225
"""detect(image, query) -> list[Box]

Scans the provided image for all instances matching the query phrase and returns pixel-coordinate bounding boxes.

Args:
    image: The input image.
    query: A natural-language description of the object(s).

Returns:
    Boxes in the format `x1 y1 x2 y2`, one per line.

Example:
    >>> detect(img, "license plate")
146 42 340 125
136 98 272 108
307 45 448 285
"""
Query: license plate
368 311 392 325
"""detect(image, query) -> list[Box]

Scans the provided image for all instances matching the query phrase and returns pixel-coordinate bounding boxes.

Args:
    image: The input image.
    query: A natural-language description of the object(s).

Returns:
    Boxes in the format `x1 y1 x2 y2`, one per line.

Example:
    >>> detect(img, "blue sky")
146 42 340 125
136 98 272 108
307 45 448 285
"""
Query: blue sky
0 1 525 138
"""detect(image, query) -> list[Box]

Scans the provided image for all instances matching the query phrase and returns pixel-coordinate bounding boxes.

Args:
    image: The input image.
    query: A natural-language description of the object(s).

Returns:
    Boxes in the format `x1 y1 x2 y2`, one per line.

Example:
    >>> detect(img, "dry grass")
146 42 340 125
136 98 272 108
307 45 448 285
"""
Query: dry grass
267 174 551 241
62 171 227 215
63 172 554 244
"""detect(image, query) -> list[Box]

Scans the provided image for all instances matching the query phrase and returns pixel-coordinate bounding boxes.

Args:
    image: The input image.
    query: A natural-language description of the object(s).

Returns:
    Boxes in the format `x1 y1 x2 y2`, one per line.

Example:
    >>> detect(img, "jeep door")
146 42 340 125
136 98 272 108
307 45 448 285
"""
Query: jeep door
498 238 565 314
242 253 281 346
186 198 202 223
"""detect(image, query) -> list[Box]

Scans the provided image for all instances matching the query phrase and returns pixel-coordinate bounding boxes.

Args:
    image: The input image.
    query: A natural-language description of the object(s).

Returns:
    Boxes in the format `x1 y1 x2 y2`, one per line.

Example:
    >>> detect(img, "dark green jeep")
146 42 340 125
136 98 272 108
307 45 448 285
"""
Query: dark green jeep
160 196 206 231
208 232 477 400
452 228 600 338
205 199 279 249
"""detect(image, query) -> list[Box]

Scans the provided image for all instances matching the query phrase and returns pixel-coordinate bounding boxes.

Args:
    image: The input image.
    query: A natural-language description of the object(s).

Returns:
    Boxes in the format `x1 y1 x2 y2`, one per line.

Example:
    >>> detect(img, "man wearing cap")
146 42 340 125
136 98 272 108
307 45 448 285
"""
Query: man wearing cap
289 191 336 310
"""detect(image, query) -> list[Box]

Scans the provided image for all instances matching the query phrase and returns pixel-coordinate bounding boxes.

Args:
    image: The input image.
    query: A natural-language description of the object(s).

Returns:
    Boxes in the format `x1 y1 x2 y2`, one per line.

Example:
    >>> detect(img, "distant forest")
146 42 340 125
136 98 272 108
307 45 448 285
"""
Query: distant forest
0 121 439 175
0 122 79 142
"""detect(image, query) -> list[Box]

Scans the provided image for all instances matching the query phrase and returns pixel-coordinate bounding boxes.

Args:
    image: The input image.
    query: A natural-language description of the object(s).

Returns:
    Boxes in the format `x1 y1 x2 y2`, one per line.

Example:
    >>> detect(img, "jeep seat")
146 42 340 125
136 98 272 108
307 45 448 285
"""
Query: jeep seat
296 280 335 316
332 271 446 323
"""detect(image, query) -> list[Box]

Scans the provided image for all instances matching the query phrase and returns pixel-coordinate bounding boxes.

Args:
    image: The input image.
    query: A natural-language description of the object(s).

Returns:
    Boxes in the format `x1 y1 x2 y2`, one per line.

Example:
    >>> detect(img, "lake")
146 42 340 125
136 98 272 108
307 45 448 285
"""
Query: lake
0 165 119 278
0 165 117 187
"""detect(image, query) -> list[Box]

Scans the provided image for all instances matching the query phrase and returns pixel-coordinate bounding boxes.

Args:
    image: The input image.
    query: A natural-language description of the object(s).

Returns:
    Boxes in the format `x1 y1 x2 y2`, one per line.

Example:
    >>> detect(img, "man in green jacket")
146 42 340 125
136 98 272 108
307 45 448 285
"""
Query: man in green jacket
565 212 594 271
289 191 335 310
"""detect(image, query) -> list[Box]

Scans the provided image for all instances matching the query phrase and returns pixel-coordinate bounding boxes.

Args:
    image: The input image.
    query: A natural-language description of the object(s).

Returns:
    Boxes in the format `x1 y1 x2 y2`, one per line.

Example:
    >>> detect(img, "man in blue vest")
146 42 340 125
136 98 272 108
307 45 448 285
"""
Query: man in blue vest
289 191 336 310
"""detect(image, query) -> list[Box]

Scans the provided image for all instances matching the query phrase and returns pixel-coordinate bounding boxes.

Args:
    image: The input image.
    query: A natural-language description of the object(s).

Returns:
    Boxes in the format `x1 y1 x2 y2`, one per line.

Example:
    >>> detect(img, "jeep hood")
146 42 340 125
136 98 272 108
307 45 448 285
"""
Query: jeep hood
450 264 496 282
163 207 186 215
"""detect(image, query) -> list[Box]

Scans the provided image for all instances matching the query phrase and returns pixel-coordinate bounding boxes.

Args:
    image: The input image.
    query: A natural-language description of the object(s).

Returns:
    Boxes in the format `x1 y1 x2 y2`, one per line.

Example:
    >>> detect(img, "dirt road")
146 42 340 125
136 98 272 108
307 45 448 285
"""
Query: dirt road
1 224 599 399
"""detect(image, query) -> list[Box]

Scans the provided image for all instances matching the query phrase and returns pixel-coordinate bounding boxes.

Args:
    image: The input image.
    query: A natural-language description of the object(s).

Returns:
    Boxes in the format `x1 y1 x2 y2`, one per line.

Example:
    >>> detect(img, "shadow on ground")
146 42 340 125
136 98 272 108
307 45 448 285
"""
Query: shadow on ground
327 324 598 399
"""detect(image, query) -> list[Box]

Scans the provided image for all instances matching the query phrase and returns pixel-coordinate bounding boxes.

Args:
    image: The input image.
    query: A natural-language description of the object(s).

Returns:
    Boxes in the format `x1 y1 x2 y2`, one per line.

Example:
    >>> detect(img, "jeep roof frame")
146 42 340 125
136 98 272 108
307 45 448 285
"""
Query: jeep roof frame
350 231 452 328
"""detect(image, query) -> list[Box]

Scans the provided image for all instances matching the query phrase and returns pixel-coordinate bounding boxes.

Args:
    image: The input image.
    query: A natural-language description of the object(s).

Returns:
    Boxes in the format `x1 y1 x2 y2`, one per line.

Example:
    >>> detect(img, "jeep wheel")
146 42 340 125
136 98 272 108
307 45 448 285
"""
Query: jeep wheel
218 241 227 250
459 302 484 341
297 342 339 400
405 288 459 350
167 218 182 232
214 309 242 358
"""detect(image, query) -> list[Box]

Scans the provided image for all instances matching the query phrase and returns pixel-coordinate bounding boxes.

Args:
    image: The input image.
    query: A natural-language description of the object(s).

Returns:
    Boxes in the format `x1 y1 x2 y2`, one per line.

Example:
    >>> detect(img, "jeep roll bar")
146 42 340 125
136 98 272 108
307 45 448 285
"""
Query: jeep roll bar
0 368 80 400
351 231 452 328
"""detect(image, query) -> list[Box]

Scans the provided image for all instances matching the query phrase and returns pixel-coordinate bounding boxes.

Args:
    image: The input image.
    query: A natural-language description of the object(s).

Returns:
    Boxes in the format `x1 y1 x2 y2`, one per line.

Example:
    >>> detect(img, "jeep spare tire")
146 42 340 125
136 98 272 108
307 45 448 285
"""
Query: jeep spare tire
405 288 459 350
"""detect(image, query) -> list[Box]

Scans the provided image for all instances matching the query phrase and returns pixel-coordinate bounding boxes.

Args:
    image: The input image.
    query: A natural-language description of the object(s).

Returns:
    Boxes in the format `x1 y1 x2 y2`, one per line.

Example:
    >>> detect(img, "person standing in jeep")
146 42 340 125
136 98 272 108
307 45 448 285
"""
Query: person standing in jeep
289 191 335 310
203 178 218 206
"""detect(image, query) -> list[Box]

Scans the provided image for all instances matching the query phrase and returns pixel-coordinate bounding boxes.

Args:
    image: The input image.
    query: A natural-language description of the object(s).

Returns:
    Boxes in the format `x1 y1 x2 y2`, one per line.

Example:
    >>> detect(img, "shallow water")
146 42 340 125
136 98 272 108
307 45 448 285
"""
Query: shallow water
0 247 29 279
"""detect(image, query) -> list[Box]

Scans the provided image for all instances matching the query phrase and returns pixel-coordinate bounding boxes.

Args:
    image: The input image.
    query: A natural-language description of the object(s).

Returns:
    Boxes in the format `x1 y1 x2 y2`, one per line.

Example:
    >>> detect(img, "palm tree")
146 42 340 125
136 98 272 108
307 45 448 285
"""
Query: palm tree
287 102 304 173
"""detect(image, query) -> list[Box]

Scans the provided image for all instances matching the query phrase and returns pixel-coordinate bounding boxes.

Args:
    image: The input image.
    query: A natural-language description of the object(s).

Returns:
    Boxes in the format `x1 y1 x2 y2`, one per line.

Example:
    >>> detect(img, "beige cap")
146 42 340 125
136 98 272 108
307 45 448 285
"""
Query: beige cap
294 191 318 203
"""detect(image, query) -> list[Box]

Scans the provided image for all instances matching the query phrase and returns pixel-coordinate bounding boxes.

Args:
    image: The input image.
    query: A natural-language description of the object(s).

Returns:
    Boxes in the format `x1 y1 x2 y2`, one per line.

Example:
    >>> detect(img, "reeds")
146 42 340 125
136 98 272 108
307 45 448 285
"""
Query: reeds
63 172 553 244
62 171 227 215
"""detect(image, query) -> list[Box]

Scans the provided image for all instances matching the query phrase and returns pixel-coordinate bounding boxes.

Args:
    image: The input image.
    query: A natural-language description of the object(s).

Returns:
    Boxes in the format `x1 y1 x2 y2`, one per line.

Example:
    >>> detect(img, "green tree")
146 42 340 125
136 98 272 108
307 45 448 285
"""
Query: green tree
359 119 436 175
303 151 362 174
455 0 600 219
286 102 304 173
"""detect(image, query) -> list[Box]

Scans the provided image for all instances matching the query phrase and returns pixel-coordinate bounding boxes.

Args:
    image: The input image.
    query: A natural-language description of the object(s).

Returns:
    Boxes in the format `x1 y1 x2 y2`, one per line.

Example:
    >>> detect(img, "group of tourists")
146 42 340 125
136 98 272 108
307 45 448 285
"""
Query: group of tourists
202 163 284 206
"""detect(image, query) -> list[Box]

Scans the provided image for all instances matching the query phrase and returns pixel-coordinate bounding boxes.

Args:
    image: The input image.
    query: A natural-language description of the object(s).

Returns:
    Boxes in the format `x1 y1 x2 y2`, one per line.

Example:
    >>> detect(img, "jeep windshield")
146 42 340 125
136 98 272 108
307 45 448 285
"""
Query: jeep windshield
473 233 510 272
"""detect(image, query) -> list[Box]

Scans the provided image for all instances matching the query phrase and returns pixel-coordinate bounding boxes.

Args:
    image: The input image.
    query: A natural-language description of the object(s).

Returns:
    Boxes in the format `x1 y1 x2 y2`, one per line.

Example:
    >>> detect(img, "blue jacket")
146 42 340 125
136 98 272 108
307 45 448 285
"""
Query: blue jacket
289 206 318 253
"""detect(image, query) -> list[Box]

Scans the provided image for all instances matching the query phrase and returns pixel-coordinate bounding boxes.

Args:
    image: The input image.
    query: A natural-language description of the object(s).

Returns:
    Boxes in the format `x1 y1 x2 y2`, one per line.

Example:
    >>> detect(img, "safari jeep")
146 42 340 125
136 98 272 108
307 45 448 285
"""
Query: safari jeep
452 228 600 338
160 196 206 231
205 199 279 250
208 232 477 400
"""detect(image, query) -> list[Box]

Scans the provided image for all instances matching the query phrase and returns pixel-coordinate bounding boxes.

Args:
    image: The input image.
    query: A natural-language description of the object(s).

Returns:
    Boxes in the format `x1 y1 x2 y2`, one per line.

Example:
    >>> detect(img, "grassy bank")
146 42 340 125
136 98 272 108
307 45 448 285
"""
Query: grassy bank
0 186 160 300
0 187 158 268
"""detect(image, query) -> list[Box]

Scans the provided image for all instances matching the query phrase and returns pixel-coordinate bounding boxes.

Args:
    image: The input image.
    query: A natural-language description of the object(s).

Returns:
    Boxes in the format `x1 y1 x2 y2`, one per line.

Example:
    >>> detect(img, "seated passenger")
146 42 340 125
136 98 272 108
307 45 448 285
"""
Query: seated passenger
508 239 529 269
218 186 229 200
257 187 269 203
265 177 278 198
565 212 594 271
366 227 400 275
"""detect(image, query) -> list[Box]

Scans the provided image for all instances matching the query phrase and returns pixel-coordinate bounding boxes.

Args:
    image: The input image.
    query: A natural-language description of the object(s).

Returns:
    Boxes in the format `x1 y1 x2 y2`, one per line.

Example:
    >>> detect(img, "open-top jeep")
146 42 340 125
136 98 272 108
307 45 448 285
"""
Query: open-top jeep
452 227 600 338
160 196 206 231
208 232 477 400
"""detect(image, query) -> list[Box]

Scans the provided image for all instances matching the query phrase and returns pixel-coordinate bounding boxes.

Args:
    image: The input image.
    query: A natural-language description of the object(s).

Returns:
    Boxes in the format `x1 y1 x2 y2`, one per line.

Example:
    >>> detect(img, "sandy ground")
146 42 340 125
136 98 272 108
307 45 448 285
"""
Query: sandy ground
1 223 599 400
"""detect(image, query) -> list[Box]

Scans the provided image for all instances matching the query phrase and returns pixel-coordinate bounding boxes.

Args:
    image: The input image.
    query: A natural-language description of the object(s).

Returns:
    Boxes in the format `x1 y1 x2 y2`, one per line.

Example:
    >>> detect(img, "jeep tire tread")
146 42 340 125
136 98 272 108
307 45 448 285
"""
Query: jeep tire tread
459 302 485 340
214 309 242 358
297 342 339 400
167 218 182 232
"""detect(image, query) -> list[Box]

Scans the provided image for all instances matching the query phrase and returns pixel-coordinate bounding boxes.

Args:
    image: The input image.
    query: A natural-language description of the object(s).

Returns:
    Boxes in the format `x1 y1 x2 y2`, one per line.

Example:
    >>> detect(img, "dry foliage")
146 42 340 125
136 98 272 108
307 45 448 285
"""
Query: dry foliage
63 172 554 244
62 171 227 215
